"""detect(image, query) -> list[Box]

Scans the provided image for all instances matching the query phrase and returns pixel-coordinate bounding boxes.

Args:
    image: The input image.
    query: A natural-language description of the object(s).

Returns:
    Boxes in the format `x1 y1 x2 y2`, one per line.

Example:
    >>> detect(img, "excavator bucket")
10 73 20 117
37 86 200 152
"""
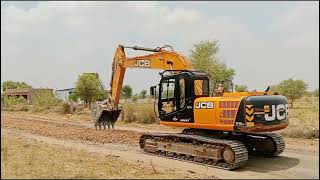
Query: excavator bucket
91 104 121 130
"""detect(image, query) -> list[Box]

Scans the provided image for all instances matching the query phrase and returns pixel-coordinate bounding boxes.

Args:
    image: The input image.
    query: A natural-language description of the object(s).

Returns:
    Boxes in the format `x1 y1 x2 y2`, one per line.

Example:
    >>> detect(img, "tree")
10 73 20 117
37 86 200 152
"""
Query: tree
140 90 147 99
275 78 307 108
234 85 248 92
2 81 31 91
189 40 235 92
74 73 105 108
121 85 132 100
69 92 79 102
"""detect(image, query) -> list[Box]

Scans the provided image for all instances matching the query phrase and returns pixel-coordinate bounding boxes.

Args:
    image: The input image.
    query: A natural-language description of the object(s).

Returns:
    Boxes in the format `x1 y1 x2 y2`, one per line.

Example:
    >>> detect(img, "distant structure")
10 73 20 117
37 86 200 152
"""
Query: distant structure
3 88 53 103
55 88 76 101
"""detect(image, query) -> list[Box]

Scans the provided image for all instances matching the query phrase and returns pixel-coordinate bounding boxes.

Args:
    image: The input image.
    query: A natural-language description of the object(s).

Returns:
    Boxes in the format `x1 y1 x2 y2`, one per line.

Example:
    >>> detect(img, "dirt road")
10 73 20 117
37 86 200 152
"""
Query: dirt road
1 113 319 179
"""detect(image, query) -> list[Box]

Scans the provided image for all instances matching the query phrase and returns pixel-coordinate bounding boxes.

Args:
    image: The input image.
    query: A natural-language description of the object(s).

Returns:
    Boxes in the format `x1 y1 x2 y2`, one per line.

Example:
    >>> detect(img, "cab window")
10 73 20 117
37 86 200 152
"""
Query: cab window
160 78 176 113
179 78 185 108
194 79 209 96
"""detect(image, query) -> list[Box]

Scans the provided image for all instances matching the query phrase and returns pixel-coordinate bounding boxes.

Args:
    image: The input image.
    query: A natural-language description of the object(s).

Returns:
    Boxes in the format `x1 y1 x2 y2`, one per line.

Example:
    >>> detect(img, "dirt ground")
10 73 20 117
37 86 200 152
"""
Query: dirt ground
1 131 196 179
1 111 319 179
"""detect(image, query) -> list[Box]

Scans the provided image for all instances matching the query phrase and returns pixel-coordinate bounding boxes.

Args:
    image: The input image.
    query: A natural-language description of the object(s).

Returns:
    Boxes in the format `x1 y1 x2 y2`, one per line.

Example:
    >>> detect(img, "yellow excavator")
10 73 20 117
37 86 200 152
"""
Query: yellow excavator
91 44 289 170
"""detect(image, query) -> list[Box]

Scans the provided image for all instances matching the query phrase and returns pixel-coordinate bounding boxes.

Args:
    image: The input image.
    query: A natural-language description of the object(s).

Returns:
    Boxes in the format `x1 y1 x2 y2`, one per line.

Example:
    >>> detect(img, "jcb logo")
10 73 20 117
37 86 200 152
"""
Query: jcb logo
195 102 214 109
264 104 289 121
134 60 151 68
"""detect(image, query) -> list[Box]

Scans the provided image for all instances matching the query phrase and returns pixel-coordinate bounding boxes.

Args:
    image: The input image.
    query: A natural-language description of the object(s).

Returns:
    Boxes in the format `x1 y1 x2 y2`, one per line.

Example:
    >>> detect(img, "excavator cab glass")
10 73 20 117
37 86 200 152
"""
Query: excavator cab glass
160 78 177 114
157 70 210 123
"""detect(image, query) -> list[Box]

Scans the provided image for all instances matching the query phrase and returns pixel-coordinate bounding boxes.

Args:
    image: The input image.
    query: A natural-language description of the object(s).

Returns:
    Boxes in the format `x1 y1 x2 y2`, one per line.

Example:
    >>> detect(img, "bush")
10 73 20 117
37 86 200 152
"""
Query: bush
62 102 71 114
122 103 157 124
123 104 137 123
32 90 59 111
2 96 28 111
132 95 139 103
17 104 31 111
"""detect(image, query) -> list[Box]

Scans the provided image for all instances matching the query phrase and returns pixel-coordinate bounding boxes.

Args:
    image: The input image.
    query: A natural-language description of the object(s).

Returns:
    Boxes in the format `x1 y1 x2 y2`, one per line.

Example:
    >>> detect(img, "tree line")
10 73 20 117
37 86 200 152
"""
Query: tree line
2 40 318 108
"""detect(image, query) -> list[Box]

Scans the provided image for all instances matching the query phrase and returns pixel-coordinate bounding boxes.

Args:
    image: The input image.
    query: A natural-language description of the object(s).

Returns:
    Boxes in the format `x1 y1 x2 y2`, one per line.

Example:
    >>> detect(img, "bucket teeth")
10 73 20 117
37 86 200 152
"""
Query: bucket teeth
91 104 121 130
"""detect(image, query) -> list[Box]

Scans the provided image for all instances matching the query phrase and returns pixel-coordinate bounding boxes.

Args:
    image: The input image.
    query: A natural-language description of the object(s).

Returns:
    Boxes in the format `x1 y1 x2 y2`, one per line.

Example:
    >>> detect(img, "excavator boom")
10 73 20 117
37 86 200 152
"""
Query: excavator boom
110 44 194 109
92 44 195 129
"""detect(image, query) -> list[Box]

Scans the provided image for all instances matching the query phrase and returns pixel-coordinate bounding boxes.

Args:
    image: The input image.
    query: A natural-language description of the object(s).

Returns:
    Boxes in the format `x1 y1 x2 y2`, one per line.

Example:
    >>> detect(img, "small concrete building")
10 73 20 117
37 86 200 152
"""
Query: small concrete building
55 88 76 101
3 88 53 103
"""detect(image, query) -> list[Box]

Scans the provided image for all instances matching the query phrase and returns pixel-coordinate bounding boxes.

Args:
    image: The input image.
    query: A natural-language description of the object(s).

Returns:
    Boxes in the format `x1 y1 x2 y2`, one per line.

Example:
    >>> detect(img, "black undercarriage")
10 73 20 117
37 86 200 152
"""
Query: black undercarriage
139 128 285 170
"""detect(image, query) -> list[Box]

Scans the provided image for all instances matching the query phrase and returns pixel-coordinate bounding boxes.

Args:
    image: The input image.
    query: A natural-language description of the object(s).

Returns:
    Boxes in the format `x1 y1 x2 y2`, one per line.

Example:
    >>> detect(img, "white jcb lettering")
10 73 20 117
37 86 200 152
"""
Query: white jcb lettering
195 102 214 109
276 104 286 120
285 104 289 116
201 102 207 109
134 60 151 68
265 104 289 121
265 105 276 121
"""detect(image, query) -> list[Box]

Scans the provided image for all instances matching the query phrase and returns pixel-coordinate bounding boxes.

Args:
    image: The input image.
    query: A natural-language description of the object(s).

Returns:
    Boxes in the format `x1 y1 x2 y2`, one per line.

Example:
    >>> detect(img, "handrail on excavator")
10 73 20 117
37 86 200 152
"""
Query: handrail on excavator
122 44 175 52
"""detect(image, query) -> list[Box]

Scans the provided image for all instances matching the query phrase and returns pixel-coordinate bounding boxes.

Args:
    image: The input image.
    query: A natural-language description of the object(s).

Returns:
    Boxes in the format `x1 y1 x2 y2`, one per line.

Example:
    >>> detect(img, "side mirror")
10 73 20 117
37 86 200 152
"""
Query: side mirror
150 86 155 96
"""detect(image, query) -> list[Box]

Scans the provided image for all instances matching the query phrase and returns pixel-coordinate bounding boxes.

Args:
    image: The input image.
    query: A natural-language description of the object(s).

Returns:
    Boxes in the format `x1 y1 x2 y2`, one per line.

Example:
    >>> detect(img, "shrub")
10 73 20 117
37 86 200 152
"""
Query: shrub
32 90 59 111
17 104 30 111
132 95 139 103
123 104 138 123
2 96 28 111
62 102 71 114
122 103 157 124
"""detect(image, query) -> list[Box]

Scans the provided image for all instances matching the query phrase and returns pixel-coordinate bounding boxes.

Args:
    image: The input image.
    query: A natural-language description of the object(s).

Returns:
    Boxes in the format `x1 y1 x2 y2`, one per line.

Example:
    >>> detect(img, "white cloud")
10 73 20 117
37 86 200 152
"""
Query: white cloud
1 1 319 93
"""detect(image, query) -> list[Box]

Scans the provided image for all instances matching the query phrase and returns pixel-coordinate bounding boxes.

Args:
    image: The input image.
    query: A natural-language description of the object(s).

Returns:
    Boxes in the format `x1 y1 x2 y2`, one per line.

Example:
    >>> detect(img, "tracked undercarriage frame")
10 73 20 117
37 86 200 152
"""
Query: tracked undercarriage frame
139 130 285 170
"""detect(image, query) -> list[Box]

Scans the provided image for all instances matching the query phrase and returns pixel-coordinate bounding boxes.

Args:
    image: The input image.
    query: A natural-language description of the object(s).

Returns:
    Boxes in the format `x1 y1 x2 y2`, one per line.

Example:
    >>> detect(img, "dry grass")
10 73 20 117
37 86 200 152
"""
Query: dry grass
279 97 319 139
2 96 319 139
1 134 186 179
122 103 158 124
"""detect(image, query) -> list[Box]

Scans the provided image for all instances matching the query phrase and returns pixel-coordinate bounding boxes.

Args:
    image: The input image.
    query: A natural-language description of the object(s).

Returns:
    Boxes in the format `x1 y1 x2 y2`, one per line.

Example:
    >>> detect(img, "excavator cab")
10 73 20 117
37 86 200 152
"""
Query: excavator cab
152 70 210 123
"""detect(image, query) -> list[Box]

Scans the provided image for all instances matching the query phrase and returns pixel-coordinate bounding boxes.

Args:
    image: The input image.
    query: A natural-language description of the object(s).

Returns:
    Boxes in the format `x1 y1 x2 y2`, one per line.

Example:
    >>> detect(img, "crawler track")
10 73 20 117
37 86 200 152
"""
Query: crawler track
244 132 285 157
139 133 248 170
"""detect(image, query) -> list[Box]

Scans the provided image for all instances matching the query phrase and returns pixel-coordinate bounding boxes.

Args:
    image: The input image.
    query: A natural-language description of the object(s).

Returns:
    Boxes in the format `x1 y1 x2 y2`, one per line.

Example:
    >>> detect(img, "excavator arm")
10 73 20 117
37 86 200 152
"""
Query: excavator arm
92 44 197 130
110 44 194 110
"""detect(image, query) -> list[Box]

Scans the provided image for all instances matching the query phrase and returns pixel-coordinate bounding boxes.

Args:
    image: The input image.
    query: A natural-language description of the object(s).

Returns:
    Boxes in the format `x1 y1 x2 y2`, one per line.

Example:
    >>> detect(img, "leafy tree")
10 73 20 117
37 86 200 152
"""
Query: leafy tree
74 73 105 107
2 81 31 91
234 85 248 92
275 78 307 108
121 85 132 100
69 92 79 102
189 40 235 92
140 90 147 99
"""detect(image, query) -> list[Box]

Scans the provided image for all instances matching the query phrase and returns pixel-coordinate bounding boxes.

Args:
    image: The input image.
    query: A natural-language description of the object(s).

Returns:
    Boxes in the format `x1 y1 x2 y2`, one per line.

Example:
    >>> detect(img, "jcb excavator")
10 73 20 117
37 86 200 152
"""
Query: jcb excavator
91 44 289 170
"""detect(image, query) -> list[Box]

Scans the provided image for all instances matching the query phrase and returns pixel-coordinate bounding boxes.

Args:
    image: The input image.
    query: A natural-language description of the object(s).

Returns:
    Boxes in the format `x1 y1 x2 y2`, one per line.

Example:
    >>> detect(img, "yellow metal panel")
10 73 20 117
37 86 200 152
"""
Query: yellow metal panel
194 97 217 125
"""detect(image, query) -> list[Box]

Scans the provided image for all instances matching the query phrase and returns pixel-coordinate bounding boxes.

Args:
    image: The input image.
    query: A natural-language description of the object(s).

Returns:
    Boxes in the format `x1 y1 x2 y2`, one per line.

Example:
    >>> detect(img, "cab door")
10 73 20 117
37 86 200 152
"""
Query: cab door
176 76 194 123
158 74 194 123
158 77 179 121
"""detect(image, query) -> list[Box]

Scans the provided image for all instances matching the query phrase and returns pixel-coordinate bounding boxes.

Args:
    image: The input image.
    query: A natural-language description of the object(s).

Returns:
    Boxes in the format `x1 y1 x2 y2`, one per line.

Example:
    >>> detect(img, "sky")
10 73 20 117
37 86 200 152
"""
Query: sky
1 1 319 94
